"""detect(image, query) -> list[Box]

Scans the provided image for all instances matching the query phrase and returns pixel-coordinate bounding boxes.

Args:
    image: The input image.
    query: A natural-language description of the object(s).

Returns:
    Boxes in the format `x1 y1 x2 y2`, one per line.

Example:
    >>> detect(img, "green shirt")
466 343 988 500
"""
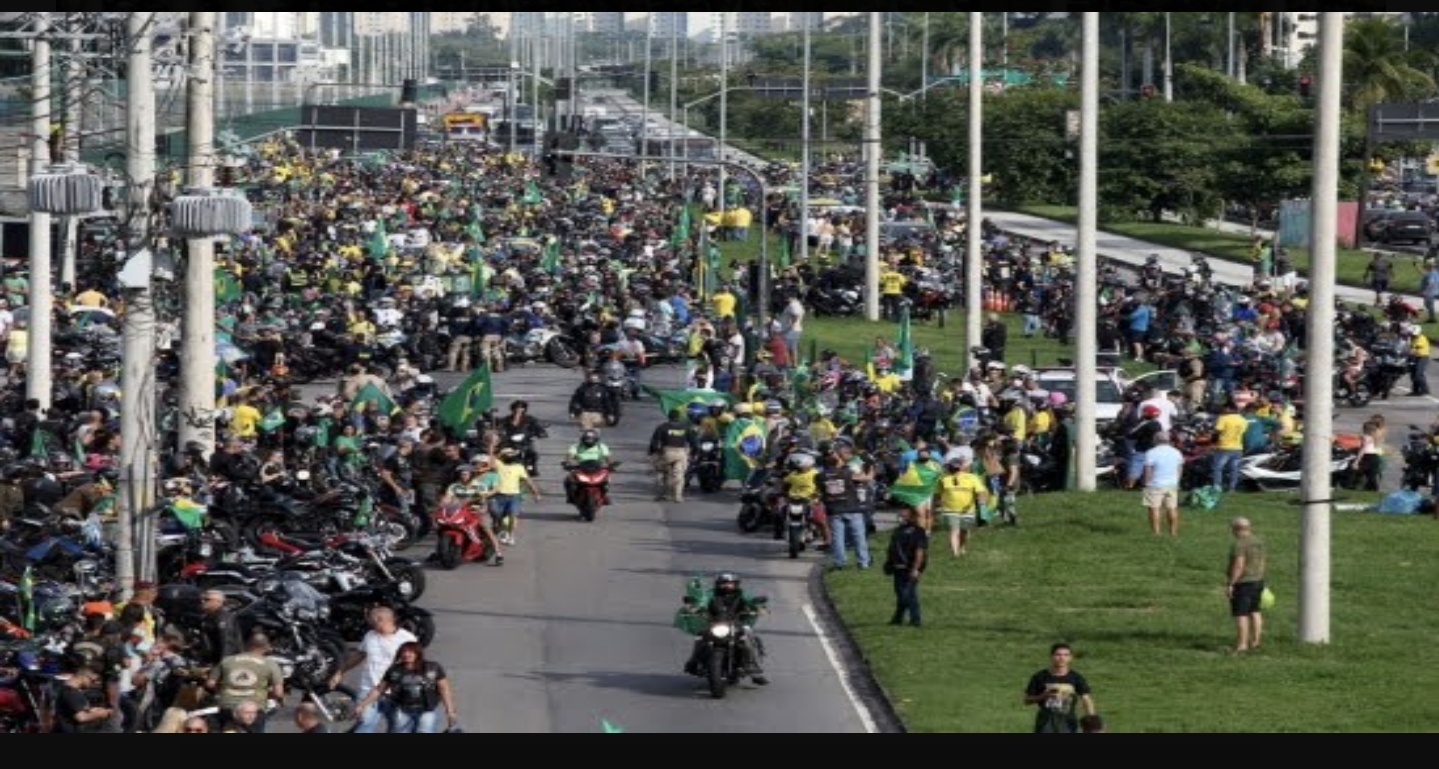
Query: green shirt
569 443 610 463
1229 534 1267 584
213 653 284 710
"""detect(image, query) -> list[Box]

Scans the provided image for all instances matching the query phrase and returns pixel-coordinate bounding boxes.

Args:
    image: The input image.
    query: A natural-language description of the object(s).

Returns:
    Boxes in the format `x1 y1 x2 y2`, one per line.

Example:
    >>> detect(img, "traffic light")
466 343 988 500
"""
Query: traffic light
1298 75 1312 98
649 69 660 93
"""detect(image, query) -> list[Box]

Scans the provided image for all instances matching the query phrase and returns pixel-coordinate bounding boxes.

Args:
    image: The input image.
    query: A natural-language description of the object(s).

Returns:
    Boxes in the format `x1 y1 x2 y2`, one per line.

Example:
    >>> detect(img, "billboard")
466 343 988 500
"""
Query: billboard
296 106 419 153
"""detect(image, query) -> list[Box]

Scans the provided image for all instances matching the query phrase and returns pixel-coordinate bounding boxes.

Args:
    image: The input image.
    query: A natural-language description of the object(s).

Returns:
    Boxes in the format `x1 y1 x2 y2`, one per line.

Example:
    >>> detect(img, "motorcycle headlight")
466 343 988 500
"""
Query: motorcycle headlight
710 623 733 640
701 442 715 451
199 543 213 558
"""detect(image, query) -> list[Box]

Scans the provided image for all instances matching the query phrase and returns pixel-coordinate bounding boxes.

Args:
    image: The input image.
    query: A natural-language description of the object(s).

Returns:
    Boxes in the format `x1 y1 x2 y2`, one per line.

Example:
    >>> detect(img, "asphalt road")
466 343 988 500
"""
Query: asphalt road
302 363 881 734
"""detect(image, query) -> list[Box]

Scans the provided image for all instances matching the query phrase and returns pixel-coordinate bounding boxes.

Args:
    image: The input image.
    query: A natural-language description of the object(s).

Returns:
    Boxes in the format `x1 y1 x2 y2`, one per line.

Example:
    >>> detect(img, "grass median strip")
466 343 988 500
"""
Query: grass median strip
824 490 1424 733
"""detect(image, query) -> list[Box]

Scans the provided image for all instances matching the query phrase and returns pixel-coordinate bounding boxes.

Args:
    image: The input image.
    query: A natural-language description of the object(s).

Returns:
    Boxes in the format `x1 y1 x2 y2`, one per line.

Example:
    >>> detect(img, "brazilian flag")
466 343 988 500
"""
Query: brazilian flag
438 363 494 432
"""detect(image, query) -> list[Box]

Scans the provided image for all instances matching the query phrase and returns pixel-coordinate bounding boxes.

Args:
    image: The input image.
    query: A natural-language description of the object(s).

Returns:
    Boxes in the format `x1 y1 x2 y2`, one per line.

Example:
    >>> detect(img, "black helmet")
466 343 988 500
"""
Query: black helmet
580 429 599 446
511 400 529 412
714 572 739 592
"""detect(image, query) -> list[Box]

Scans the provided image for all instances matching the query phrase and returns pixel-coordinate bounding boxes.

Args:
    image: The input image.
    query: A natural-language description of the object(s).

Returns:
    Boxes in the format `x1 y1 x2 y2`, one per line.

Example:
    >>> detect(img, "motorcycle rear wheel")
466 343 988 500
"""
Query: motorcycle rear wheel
737 503 763 533
435 535 462 570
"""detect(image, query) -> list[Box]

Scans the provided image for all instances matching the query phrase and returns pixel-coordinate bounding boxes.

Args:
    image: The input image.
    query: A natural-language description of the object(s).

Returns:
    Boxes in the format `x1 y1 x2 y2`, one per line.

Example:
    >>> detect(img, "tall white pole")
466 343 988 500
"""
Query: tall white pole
1074 13 1100 491
27 13 53 412
215 14 226 124
1299 11 1343 646
1227 12 1236 79
966 13 984 365
864 12 882 322
669 18 678 180
117 11 157 598
718 15 728 221
1163 12 1174 103
60 19 83 294
921 12 929 100
799 20 811 266
641 20 651 156
180 11 218 461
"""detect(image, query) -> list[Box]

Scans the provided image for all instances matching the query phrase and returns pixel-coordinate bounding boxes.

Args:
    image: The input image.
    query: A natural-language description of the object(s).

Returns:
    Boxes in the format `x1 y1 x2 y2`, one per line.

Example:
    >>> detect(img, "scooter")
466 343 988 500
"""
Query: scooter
564 460 620 522
432 500 496 570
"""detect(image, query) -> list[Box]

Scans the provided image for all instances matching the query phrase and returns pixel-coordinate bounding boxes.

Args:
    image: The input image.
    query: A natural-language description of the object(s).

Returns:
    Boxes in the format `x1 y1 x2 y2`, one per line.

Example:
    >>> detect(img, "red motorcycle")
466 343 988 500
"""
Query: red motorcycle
564 460 620 522
433 499 496 570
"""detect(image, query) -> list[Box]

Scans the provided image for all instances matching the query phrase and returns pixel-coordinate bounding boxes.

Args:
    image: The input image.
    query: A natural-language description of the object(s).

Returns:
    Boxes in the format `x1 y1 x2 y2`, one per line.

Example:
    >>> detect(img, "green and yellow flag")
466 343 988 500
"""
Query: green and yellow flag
893 308 914 376
439 363 494 431
351 382 400 417
888 459 942 508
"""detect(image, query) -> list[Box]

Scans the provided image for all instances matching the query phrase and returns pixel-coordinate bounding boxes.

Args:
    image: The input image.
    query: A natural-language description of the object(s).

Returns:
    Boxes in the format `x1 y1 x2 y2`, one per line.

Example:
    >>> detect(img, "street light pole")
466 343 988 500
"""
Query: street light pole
1163 12 1174 102
718 15 729 223
27 12 53 411
669 18 678 181
799 19 811 266
1299 11 1344 646
1075 12 1100 491
864 12 882 321
966 13 984 366
180 11 218 461
641 21 651 157
119 10 159 599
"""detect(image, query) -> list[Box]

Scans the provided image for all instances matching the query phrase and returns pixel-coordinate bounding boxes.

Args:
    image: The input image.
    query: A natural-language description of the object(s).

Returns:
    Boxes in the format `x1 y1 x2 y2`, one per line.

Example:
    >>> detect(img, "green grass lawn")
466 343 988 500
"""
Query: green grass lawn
825 491 1436 733
1011 204 1430 298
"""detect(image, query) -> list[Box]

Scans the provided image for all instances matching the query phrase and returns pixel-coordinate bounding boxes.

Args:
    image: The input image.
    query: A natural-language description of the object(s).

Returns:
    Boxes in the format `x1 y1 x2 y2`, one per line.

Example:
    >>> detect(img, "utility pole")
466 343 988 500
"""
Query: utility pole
799 20 811 266
864 12 882 321
180 11 218 461
921 12 929 100
1075 12 1100 491
118 10 159 599
669 17 678 180
27 13 53 411
966 13 984 365
718 14 728 225
641 19 651 157
61 16 84 293
1163 12 1174 103
1300 11 1343 646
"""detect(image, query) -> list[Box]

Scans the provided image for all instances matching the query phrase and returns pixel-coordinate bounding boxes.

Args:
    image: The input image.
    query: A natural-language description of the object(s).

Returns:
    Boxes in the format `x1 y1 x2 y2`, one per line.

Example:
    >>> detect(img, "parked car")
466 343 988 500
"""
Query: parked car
1032 367 1179 424
1363 210 1434 245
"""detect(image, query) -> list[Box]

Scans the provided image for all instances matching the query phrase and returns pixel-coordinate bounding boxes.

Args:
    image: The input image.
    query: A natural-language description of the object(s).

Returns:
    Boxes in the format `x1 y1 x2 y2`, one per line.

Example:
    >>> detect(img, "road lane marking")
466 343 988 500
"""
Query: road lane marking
802 603 879 734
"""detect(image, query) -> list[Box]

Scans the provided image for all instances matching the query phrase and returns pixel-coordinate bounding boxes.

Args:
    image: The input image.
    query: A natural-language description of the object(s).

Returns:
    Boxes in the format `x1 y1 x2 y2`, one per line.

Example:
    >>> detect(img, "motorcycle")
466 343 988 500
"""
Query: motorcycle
1400 426 1439 492
0 644 55 733
234 576 347 691
682 598 768 700
1238 439 1359 491
735 471 781 535
505 327 580 368
602 358 636 407
432 500 495 570
496 427 544 477
564 460 619 522
781 497 824 559
328 580 437 648
690 439 725 494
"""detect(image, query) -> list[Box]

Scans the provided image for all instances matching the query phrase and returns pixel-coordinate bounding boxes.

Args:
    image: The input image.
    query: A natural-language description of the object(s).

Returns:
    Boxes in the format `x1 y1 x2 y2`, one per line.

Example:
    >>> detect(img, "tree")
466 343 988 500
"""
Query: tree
1343 16 1437 113
1098 100 1233 222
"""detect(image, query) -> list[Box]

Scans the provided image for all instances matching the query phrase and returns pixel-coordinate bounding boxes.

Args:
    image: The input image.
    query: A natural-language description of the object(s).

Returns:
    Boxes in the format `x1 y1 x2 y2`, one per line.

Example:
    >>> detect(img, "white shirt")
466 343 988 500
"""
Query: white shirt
781 299 805 334
1139 396 1179 431
357 628 418 695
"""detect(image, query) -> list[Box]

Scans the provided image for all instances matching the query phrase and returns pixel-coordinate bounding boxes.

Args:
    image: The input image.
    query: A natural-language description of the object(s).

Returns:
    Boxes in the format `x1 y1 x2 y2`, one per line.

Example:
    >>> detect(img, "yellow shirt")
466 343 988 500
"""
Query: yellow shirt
879 271 906 296
784 468 820 500
809 418 837 445
74 290 108 308
873 372 902 394
936 472 987 513
1031 410 1053 435
1214 413 1249 451
1412 334 1431 358
1002 408 1027 442
711 292 737 319
230 404 262 438
494 461 530 495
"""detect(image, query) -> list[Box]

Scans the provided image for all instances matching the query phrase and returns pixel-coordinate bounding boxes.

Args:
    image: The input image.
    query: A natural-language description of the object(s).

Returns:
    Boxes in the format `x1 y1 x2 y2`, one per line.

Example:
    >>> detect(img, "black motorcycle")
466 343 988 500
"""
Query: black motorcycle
234 576 347 691
328 580 437 648
690 437 725 494
735 471 781 535
683 598 768 700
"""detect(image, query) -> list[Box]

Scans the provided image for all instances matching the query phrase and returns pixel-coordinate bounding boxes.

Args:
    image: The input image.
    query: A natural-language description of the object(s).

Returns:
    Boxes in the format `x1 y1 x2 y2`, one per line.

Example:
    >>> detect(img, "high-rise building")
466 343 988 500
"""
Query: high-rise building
650 12 687 39
512 12 544 38
732 12 771 37
586 12 624 35
790 12 824 32
432 13 479 35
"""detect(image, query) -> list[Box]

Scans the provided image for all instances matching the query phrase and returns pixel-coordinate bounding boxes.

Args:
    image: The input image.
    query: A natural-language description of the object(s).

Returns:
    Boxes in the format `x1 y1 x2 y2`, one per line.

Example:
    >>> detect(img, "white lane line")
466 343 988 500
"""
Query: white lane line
802 603 879 734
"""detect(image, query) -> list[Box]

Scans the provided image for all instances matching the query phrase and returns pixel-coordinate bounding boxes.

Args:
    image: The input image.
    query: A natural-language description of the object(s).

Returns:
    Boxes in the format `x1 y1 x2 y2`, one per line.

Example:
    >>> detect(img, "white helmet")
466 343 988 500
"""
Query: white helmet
622 317 646 331
787 452 816 471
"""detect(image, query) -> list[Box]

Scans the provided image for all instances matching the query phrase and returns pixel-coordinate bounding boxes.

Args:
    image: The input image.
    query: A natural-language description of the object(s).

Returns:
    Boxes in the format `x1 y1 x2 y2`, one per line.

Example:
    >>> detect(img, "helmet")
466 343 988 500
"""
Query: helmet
764 400 783 415
580 430 599 446
714 573 739 592
686 401 709 422
786 452 816 471
1048 391 1068 408
1141 404 1161 419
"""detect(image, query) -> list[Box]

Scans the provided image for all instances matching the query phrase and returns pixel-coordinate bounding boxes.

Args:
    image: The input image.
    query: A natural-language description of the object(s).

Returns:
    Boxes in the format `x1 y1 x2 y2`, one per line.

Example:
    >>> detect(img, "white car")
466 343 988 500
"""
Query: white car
1032 367 1179 423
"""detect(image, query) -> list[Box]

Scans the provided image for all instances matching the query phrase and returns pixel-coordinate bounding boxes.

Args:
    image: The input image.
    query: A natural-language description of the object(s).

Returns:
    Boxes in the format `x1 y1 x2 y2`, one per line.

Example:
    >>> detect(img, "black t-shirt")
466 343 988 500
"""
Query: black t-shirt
384 452 414 487
383 661 446 712
1024 668 1091 733
1131 420 1163 453
886 522 929 573
53 686 102 733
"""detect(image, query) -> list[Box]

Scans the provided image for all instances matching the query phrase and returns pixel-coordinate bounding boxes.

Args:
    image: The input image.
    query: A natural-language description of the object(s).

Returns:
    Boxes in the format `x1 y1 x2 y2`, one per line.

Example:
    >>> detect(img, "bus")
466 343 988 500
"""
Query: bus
442 111 488 142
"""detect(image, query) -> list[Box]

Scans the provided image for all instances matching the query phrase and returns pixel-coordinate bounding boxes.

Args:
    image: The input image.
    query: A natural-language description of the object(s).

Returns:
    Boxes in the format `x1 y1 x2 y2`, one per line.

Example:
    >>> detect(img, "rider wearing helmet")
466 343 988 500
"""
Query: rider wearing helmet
569 369 619 430
565 429 613 504
682 573 769 685
779 451 832 550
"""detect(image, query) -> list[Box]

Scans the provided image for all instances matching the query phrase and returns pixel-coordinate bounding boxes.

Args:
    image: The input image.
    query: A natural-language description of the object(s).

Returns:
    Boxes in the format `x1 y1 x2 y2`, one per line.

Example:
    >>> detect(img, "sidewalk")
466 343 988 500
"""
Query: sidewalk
985 210 1427 308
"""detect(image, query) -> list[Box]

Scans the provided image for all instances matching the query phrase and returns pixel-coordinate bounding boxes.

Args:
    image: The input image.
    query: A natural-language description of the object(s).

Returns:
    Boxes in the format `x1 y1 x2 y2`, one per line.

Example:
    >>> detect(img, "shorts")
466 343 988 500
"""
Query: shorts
940 510 977 531
489 494 521 525
1142 486 1179 509
1230 581 1265 617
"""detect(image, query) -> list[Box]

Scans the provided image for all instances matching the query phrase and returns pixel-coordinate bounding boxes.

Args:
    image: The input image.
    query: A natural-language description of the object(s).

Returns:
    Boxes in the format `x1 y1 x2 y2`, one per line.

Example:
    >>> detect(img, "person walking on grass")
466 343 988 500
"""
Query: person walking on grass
1023 642 1097 734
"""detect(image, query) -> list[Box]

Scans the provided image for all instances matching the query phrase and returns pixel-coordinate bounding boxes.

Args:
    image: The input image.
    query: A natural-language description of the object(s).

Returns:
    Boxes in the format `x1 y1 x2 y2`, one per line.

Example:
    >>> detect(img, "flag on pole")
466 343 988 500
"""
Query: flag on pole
367 218 389 261
438 363 494 432
888 459 942 508
893 308 914 376
641 386 732 417
671 206 691 246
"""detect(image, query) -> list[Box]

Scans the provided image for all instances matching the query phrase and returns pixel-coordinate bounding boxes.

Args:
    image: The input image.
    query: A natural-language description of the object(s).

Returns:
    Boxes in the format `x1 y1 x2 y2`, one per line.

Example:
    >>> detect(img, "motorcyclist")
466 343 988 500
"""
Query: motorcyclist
564 429 613 505
491 400 548 476
682 573 768 685
569 370 619 430
780 450 831 550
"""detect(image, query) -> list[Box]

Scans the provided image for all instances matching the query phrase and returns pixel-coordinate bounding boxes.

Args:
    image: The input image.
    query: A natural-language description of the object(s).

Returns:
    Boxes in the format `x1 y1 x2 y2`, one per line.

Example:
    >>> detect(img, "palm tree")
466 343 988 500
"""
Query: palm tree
1344 16 1437 112
904 12 968 78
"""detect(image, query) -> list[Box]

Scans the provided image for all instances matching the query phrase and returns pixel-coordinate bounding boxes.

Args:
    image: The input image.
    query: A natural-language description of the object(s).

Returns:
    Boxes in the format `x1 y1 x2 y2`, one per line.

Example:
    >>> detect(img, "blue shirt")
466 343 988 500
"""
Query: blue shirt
670 295 690 326
1128 304 1152 332
1143 445 1185 488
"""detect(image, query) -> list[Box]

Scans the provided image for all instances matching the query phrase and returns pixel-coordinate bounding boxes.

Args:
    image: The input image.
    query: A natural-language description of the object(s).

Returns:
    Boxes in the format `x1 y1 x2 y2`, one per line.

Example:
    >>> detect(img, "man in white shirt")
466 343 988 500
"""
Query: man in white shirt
1141 431 1186 537
780 296 805 367
1138 386 1180 432
331 606 418 733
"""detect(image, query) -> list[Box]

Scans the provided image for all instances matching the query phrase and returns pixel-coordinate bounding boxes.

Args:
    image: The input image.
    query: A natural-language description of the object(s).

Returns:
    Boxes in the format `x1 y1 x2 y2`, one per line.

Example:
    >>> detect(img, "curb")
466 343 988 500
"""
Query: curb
807 559 908 734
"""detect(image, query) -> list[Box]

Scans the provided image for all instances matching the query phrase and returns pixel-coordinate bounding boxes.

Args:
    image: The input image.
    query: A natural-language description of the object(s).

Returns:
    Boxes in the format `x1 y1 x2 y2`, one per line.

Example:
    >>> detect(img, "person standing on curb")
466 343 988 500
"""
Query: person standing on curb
1225 516 1267 653
1023 642 1097 733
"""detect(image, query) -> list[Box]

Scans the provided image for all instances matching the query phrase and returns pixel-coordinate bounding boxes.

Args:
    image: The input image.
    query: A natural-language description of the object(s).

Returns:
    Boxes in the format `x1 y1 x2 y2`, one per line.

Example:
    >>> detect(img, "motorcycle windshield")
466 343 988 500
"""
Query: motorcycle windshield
271 575 329 614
